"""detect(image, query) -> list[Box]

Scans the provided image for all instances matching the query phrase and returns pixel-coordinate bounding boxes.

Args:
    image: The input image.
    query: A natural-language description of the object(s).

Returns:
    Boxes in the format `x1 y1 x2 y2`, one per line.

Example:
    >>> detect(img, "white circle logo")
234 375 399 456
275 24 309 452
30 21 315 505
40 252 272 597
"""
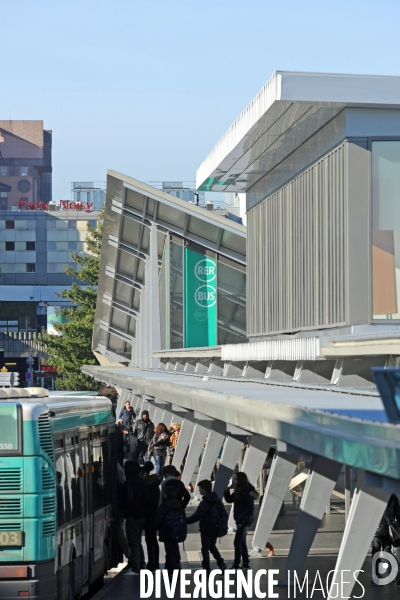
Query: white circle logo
194 285 217 308
194 259 216 282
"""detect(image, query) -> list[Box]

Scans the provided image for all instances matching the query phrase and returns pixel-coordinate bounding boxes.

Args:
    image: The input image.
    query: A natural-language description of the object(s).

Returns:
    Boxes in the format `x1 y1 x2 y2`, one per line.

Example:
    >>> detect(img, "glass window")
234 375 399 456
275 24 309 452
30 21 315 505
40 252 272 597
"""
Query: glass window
20 167 28 176
0 166 7 176
26 263 35 273
47 242 56 251
68 220 77 230
26 241 35 251
92 439 104 509
47 220 56 229
0 192 7 198
5 220 14 229
0 200 7 211
217 260 247 344
0 405 20 452
68 241 77 251
26 220 36 230
5 241 15 251
89 220 97 228
372 141 400 319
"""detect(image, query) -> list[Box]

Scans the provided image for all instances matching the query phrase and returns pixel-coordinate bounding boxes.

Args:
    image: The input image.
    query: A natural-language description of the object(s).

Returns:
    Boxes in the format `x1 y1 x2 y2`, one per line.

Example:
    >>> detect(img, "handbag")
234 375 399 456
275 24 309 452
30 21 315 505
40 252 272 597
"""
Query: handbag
167 446 174 457
384 513 400 548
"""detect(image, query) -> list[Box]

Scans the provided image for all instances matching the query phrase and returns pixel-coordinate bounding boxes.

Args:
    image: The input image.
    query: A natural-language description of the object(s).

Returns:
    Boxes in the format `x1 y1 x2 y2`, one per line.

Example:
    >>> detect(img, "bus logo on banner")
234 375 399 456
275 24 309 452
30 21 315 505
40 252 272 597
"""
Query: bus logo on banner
194 258 217 310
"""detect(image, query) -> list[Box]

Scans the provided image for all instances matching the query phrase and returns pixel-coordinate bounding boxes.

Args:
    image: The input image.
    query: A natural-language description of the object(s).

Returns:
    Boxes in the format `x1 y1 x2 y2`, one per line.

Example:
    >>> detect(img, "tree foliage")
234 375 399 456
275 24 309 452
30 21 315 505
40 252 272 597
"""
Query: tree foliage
41 214 103 390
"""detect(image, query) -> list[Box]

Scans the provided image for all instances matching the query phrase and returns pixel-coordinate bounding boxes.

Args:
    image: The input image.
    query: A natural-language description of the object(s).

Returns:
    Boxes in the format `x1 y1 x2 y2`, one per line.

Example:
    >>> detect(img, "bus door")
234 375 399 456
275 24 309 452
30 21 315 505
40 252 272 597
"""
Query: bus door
78 436 91 585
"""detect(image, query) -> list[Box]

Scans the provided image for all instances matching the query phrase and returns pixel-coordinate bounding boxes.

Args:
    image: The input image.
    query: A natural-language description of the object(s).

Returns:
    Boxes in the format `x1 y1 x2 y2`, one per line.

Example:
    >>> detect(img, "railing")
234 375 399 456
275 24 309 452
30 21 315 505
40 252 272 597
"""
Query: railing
0 332 47 358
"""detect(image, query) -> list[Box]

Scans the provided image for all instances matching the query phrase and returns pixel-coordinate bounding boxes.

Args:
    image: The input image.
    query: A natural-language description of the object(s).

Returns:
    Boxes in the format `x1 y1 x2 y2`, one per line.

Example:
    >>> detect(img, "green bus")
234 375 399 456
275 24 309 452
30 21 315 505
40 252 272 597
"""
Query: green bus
0 389 120 599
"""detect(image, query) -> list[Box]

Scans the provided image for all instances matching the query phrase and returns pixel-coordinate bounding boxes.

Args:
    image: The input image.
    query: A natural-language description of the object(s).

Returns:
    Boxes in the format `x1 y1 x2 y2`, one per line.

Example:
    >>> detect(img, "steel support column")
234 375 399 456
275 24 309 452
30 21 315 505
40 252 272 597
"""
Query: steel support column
327 471 391 599
282 455 342 584
251 451 298 553
228 435 272 531
181 422 210 487
193 423 226 499
213 434 246 498
172 418 195 470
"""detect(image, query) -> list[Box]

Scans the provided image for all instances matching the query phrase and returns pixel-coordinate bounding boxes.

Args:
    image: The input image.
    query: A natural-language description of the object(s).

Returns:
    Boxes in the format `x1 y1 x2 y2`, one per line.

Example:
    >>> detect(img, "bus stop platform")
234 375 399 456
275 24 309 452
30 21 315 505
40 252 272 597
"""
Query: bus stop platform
93 505 399 599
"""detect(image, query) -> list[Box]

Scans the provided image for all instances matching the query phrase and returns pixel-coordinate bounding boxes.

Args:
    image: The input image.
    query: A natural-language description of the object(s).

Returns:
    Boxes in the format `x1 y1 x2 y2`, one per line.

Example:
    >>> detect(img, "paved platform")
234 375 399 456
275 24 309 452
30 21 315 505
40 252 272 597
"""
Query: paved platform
94 506 400 599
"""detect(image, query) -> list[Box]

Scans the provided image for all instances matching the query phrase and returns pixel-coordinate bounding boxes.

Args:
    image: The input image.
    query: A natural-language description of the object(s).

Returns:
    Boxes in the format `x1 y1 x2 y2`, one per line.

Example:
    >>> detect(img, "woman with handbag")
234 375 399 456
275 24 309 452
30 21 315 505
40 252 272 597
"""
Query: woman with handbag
149 423 171 478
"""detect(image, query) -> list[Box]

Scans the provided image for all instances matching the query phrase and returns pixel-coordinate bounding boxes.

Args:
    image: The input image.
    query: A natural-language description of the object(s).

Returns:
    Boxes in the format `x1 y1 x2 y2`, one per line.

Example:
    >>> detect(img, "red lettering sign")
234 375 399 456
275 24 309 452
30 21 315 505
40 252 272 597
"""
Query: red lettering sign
18 199 49 211
59 200 93 213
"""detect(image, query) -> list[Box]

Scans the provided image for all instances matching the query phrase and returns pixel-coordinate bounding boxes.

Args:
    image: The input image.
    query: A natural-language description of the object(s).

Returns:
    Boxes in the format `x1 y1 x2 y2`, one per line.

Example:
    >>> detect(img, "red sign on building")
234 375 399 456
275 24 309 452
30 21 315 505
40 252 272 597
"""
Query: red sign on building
59 200 93 212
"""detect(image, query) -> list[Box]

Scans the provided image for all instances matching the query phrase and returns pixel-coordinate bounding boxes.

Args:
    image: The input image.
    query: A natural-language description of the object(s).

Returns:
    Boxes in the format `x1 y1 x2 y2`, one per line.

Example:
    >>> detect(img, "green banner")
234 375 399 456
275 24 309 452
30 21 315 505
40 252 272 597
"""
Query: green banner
184 248 217 348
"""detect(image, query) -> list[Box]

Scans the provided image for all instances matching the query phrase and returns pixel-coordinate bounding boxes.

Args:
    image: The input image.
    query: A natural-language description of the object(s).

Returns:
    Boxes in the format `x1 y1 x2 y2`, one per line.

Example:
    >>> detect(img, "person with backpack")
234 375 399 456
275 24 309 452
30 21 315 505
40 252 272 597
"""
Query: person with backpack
186 479 227 573
155 485 187 578
224 471 259 570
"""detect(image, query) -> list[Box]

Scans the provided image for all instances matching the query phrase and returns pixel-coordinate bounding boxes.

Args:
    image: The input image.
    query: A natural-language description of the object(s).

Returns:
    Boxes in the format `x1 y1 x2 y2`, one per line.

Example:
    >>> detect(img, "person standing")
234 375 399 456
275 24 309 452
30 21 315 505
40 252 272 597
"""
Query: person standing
118 399 136 429
160 465 191 508
224 472 259 570
140 462 161 571
167 423 181 465
124 461 148 574
186 479 227 573
117 463 132 564
149 423 170 477
155 486 187 578
131 410 154 465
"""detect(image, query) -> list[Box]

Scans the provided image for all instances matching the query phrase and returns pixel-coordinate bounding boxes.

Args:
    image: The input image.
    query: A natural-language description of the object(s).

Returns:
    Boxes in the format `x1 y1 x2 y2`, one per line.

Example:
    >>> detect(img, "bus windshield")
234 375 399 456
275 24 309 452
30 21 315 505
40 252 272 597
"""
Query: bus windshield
0 404 20 452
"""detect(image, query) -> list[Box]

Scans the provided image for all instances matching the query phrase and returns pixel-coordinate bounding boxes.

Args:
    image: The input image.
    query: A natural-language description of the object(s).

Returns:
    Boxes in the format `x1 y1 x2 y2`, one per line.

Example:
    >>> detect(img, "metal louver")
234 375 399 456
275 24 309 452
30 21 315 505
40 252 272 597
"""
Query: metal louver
38 413 55 462
0 499 22 517
42 519 56 537
41 467 54 491
0 469 22 492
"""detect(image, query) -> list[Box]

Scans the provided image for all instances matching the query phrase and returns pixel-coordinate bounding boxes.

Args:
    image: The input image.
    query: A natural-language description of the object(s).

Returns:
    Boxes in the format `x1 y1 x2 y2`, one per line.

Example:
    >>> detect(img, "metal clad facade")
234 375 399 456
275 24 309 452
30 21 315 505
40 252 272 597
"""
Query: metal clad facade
247 143 347 336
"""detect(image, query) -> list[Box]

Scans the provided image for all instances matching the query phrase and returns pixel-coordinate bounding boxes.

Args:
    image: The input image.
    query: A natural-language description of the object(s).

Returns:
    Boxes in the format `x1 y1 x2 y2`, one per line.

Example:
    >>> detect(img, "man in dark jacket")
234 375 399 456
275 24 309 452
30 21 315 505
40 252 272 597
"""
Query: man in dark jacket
371 494 400 583
186 479 227 573
155 486 186 577
140 462 161 571
118 400 136 429
124 461 148 573
132 410 154 465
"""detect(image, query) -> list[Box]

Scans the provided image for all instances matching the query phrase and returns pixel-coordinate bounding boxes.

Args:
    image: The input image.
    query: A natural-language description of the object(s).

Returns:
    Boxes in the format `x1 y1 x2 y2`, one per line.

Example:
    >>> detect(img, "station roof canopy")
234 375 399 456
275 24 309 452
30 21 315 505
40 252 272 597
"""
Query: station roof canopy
196 70 400 193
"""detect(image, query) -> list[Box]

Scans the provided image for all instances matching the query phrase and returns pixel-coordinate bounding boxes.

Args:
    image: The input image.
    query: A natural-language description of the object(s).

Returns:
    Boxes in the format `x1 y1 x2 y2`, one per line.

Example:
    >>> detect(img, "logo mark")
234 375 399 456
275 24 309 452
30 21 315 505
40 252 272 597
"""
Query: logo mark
194 259 216 282
195 308 207 322
194 285 216 308
372 551 399 585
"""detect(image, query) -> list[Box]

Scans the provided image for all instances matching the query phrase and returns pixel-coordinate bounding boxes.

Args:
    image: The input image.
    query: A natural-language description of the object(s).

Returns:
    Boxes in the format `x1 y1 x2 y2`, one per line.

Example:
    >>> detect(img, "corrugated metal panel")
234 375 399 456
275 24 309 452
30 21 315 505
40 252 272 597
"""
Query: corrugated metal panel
125 188 144 211
221 338 320 362
248 142 347 336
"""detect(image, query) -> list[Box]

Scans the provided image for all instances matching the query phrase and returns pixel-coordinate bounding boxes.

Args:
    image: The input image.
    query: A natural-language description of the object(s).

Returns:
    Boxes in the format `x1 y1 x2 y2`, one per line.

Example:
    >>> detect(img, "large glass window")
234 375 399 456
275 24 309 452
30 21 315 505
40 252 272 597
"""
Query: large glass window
170 242 184 348
217 259 247 344
0 405 19 452
372 142 400 319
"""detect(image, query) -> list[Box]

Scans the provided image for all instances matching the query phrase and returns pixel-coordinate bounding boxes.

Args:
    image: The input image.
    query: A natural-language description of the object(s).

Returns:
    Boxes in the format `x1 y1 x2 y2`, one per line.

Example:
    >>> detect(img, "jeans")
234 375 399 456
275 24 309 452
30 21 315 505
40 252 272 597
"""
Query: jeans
200 532 224 572
126 517 145 572
164 540 181 575
145 526 160 569
155 455 167 477
234 525 249 566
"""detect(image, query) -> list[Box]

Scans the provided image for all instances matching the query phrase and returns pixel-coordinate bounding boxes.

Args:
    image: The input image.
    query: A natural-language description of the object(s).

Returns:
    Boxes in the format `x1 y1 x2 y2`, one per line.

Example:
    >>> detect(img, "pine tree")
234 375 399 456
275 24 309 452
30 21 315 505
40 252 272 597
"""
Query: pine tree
41 215 103 390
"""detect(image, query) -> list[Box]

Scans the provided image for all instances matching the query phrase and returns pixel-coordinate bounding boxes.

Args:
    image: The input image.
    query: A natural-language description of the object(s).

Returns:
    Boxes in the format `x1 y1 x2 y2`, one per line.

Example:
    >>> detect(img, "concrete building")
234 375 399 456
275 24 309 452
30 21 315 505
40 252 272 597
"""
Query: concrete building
0 120 52 210
86 72 400 599
71 181 106 211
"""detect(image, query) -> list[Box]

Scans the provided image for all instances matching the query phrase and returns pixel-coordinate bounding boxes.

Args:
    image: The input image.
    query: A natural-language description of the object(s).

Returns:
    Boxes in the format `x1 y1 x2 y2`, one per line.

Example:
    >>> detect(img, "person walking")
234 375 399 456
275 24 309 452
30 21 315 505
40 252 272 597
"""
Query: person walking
155 485 187 578
123 461 148 574
224 471 259 570
148 423 170 477
160 465 191 508
117 463 132 564
186 479 227 573
167 423 181 465
131 410 154 465
118 399 136 429
371 494 400 584
139 462 161 571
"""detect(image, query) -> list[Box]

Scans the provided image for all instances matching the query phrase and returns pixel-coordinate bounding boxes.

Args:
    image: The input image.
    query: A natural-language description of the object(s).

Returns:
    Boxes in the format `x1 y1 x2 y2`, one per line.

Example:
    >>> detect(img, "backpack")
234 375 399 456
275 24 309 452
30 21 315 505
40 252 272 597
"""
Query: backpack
209 500 229 538
164 508 187 542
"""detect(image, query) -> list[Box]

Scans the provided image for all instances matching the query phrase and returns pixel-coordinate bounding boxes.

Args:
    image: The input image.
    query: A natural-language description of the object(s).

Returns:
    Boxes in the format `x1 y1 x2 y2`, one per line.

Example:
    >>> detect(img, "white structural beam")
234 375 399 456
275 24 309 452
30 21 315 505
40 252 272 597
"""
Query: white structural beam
327 471 391 599
180 423 210 487
193 423 226 499
252 451 298 553
213 434 246 498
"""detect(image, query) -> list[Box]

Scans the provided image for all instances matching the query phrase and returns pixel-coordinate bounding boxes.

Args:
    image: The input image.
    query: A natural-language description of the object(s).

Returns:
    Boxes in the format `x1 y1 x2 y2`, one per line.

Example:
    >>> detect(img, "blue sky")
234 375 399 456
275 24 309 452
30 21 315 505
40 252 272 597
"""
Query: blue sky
2 0 400 200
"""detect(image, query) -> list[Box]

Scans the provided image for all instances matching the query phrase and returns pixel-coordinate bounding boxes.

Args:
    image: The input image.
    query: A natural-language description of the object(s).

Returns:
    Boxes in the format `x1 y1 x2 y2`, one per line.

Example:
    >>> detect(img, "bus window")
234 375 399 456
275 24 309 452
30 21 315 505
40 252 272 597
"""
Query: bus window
92 440 104 509
102 437 111 505
55 452 66 527
65 450 76 522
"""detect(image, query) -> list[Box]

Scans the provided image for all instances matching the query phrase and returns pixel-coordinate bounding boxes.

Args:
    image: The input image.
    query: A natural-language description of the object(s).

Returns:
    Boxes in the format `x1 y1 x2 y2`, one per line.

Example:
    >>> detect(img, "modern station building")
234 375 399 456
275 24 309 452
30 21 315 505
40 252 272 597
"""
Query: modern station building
86 72 400 598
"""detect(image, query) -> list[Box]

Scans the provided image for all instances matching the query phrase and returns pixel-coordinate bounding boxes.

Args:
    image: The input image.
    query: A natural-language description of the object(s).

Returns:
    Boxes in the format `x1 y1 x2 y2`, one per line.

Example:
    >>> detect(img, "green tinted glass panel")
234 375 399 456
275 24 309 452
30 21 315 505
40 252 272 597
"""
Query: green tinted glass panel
0 404 19 451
